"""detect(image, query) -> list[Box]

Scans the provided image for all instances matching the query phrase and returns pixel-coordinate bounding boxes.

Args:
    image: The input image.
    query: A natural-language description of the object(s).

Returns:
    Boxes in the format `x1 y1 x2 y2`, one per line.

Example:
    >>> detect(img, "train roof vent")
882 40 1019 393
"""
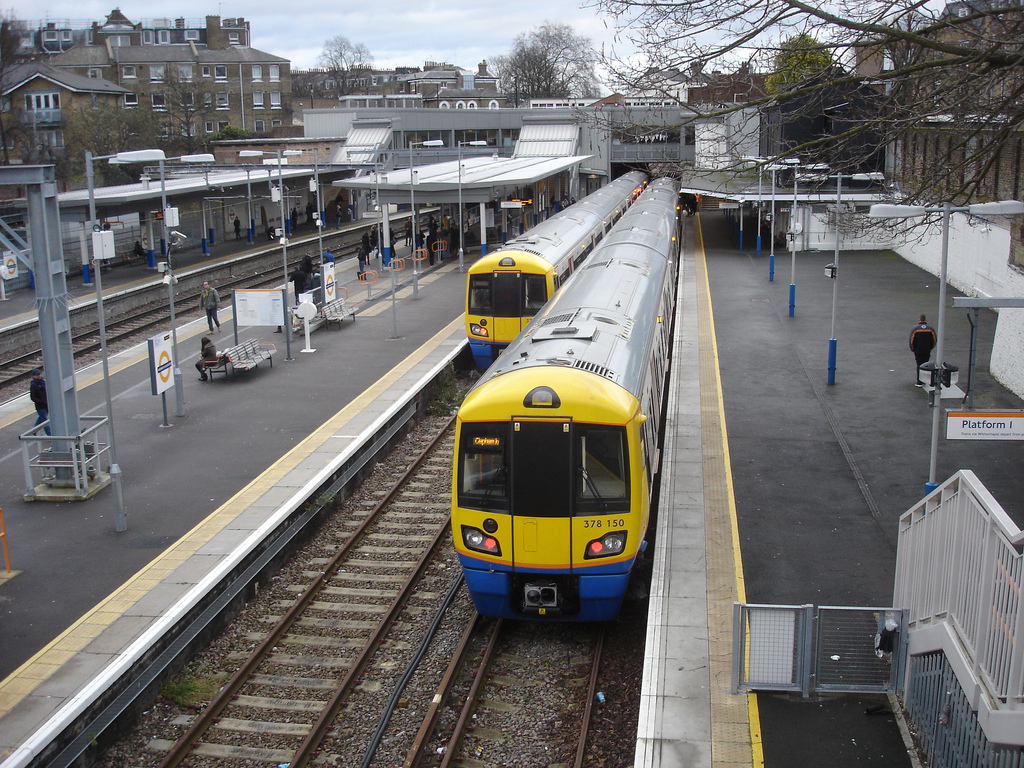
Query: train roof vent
573 359 615 380
541 312 577 327
533 321 597 342
618 318 634 340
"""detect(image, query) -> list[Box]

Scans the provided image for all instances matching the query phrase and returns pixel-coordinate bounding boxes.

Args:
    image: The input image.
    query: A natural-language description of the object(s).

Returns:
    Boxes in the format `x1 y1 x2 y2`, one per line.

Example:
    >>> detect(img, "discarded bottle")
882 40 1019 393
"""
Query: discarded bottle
596 691 606 704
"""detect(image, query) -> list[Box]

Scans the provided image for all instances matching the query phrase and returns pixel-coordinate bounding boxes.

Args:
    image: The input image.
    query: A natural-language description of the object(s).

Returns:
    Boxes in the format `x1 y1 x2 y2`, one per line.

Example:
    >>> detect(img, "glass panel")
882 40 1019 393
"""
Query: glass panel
458 423 508 511
522 274 547 315
468 274 492 314
576 425 629 512
511 420 571 517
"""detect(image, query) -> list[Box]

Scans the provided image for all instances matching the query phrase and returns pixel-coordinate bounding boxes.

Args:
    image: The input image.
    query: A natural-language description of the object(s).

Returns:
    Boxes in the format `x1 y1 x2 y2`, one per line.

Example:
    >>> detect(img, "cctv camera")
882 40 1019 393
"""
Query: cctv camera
170 231 187 242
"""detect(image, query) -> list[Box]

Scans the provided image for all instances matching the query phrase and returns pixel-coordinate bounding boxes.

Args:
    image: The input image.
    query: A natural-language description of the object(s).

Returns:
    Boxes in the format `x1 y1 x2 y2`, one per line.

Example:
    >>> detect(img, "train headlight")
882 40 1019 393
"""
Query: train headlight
584 531 627 559
462 525 502 556
470 323 489 338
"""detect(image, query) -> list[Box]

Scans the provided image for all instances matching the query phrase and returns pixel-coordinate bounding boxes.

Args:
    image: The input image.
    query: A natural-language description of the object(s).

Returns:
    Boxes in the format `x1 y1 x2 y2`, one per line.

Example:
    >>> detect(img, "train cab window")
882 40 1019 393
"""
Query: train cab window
523 275 547 315
458 423 509 511
468 275 492 314
575 425 629 513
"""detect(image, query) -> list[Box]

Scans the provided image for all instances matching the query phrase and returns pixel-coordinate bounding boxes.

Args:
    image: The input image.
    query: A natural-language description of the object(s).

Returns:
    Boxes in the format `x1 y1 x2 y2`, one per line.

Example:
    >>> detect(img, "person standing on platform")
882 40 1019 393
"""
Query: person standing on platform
910 314 937 387
290 206 298 233
289 266 307 303
29 368 50 435
195 336 218 381
357 244 368 276
404 219 412 246
199 280 221 333
233 217 242 240
306 201 315 224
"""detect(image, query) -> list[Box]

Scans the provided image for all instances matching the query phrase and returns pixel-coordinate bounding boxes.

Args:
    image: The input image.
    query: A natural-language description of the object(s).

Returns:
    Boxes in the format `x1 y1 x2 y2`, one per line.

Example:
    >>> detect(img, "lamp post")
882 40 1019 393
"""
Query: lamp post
84 148 142 532
742 158 765 258
828 172 842 385
457 140 487 273
110 150 214 421
240 148 299 361
311 147 324 266
869 199 1024 495
409 138 444 298
785 158 801 317
765 162 786 281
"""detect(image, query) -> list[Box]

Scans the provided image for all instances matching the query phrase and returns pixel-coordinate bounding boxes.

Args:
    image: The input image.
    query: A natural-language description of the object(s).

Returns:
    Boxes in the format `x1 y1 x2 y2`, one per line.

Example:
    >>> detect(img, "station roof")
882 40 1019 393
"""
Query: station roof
57 164 329 222
333 154 591 205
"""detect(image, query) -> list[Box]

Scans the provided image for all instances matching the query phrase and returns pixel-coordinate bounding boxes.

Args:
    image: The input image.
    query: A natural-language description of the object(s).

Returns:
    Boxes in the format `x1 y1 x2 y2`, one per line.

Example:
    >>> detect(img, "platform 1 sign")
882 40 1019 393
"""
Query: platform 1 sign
946 411 1024 440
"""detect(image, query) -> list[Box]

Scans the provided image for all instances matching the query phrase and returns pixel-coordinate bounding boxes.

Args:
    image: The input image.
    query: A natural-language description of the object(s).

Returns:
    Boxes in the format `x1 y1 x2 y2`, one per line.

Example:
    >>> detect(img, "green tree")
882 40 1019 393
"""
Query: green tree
62 103 162 184
493 22 600 104
211 125 250 142
764 33 834 95
0 15 29 165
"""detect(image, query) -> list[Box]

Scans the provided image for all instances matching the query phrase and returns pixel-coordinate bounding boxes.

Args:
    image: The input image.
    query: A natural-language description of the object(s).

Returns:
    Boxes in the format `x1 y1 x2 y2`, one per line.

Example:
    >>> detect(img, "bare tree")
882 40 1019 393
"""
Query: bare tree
592 0 1024 203
492 22 600 105
159 70 215 155
62 103 162 184
0 15 30 165
318 35 373 97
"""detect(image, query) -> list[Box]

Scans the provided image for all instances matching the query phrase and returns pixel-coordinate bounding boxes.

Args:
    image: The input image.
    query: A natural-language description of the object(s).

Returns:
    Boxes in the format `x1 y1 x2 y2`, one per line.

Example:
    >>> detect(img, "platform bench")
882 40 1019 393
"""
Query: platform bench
206 339 277 379
321 297 357 328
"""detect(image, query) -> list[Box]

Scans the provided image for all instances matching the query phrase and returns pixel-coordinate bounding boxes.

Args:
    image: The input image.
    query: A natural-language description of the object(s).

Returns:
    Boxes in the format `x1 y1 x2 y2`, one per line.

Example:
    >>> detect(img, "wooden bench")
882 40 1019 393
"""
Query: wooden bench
321 297 357 328
205 339 277 380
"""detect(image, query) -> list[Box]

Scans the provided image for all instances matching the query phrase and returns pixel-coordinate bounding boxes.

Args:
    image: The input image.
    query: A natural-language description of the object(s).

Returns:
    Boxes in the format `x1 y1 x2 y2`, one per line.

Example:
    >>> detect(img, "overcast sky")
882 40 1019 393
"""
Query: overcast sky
11 0 631 83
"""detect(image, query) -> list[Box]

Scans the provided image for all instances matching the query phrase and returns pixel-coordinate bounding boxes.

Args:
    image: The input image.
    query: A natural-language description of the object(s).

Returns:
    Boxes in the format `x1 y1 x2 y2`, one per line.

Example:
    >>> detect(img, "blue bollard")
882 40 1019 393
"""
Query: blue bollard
769 252 775 282
827 337 837 385
208 227 215 246
789 283 796 317
201 237 209 255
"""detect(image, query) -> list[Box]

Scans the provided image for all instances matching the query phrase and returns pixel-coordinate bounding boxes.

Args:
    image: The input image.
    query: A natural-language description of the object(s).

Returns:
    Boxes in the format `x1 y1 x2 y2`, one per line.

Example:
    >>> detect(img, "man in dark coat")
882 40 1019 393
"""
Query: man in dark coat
909 314 937 386
30 368 50 435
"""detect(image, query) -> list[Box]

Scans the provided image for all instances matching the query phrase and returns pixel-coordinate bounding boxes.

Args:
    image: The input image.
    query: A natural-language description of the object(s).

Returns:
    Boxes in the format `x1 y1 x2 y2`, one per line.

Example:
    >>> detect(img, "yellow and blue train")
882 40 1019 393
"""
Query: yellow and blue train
465 171 647 368
452 178 681 621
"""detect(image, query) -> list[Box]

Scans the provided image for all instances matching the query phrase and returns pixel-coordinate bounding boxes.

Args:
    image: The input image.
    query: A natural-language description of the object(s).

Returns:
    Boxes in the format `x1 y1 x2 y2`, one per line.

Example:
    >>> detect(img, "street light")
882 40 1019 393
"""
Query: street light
764 162 788 281
240 148 300 361
409 138 444 298
869 198 1024 494
828 172 842 385
742 157 766 258
457 140 487 273
784 158 801 317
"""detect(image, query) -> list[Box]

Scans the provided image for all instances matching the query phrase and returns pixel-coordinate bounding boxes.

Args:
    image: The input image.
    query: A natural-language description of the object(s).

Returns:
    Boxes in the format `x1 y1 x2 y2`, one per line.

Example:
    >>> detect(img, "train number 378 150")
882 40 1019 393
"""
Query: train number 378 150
583 519 626 528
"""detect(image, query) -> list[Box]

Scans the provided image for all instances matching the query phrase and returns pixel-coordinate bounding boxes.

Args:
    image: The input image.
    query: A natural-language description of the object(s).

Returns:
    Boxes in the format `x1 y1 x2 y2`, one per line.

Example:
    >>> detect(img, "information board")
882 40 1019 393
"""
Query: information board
234 288 286 327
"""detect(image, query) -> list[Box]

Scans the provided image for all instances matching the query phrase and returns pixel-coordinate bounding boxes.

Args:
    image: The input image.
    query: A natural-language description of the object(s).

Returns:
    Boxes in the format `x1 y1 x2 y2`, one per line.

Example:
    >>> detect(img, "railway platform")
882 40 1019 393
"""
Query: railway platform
0 205 1022 768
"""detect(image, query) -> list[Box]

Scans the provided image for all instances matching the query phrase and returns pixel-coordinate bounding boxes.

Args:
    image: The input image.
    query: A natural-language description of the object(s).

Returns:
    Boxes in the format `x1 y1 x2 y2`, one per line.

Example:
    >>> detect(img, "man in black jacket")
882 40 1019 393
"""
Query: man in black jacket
29 368 50 435
909 314 937 387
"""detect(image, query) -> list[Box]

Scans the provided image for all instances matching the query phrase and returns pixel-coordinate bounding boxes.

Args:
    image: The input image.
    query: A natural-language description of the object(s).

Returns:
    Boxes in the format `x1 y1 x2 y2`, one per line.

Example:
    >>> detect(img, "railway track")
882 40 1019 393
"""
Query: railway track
153 415 459 768
0 230 363 394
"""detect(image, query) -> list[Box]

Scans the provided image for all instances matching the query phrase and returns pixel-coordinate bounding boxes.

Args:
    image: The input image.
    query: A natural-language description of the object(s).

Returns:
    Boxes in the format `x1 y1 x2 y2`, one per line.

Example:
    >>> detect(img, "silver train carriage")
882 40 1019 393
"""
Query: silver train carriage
465 170 647 368
453 178 682 621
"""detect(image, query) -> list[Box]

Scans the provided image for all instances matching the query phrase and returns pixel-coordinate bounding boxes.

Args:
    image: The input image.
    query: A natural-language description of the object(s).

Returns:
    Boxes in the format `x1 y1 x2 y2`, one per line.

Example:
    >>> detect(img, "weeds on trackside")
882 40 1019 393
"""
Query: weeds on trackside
160 674 221 707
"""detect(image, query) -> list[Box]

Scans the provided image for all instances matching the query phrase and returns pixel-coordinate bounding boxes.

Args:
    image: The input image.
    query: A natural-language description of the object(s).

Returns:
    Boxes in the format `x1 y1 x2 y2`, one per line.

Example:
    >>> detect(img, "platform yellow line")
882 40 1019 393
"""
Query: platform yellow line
0 315 463 717
693 214 764 768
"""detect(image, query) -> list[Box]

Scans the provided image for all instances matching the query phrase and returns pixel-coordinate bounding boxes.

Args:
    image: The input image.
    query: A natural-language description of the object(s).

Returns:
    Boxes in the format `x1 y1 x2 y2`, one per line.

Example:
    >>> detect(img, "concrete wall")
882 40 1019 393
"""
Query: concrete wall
885 213 1024 398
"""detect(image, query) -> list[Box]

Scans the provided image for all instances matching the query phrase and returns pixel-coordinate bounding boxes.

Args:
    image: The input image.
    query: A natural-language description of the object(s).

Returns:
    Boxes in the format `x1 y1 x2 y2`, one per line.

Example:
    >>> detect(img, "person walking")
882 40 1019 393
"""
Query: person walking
909 314 937 386
195 336 218 381
357 244 368 276
199 280 221 333
29 368 50 435
289 266 307 303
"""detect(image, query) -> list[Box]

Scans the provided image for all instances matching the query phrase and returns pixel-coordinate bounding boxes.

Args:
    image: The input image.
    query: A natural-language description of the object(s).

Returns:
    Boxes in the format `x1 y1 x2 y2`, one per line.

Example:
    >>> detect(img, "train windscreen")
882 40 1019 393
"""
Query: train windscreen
468 275 492 314
458 423 509 511
575 426 629 514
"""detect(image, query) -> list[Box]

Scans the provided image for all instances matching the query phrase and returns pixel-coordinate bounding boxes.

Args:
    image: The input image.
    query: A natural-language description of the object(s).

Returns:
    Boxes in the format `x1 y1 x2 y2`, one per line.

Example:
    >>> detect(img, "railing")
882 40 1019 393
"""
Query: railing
21 108 64 125
895 469 1024 744
19 416 112 500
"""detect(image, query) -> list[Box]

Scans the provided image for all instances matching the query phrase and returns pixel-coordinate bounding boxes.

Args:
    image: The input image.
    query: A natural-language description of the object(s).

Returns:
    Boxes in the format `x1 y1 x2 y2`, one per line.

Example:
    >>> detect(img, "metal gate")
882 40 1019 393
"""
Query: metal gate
731 603 907 696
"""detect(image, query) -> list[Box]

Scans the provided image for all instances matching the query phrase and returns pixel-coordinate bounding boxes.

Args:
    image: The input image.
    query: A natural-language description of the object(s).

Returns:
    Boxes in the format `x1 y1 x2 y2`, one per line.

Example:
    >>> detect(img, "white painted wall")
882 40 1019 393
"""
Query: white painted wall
881 213 1024 398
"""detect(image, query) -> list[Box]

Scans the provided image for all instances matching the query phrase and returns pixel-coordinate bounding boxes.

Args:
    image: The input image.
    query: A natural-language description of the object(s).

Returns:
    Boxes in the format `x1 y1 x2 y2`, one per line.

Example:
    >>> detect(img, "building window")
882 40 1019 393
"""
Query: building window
488 99 499 109
439 101 450 109
143 30 153 44
124 93 138 106
202 65 211 77
150 64 165 82
272 119 282 127
122 64 136 78
214 65 227 80
270 91 281 108
205 121 214 133
152 92 166 109
252 91 264 108
158 30 170 44
254 119 265 131
184 30 199 41
88 68 102 78
218 120 229 131
467 102 478 109
181 91 195 107
251 64 262 81
269 64 280 81
178 64 193 81
228 31 239 44
216 92 229 109
108 34 130 47
43 30 57 42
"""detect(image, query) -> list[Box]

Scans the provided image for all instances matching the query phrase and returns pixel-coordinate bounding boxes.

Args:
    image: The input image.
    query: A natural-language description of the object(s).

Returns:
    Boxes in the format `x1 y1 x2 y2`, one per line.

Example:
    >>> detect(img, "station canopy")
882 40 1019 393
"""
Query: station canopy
333 154 592 206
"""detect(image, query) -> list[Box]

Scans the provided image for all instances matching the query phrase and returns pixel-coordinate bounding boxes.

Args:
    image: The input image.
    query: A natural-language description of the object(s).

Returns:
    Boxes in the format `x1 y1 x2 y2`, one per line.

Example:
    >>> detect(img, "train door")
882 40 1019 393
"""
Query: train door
491 271 522 343
509 418 572 568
